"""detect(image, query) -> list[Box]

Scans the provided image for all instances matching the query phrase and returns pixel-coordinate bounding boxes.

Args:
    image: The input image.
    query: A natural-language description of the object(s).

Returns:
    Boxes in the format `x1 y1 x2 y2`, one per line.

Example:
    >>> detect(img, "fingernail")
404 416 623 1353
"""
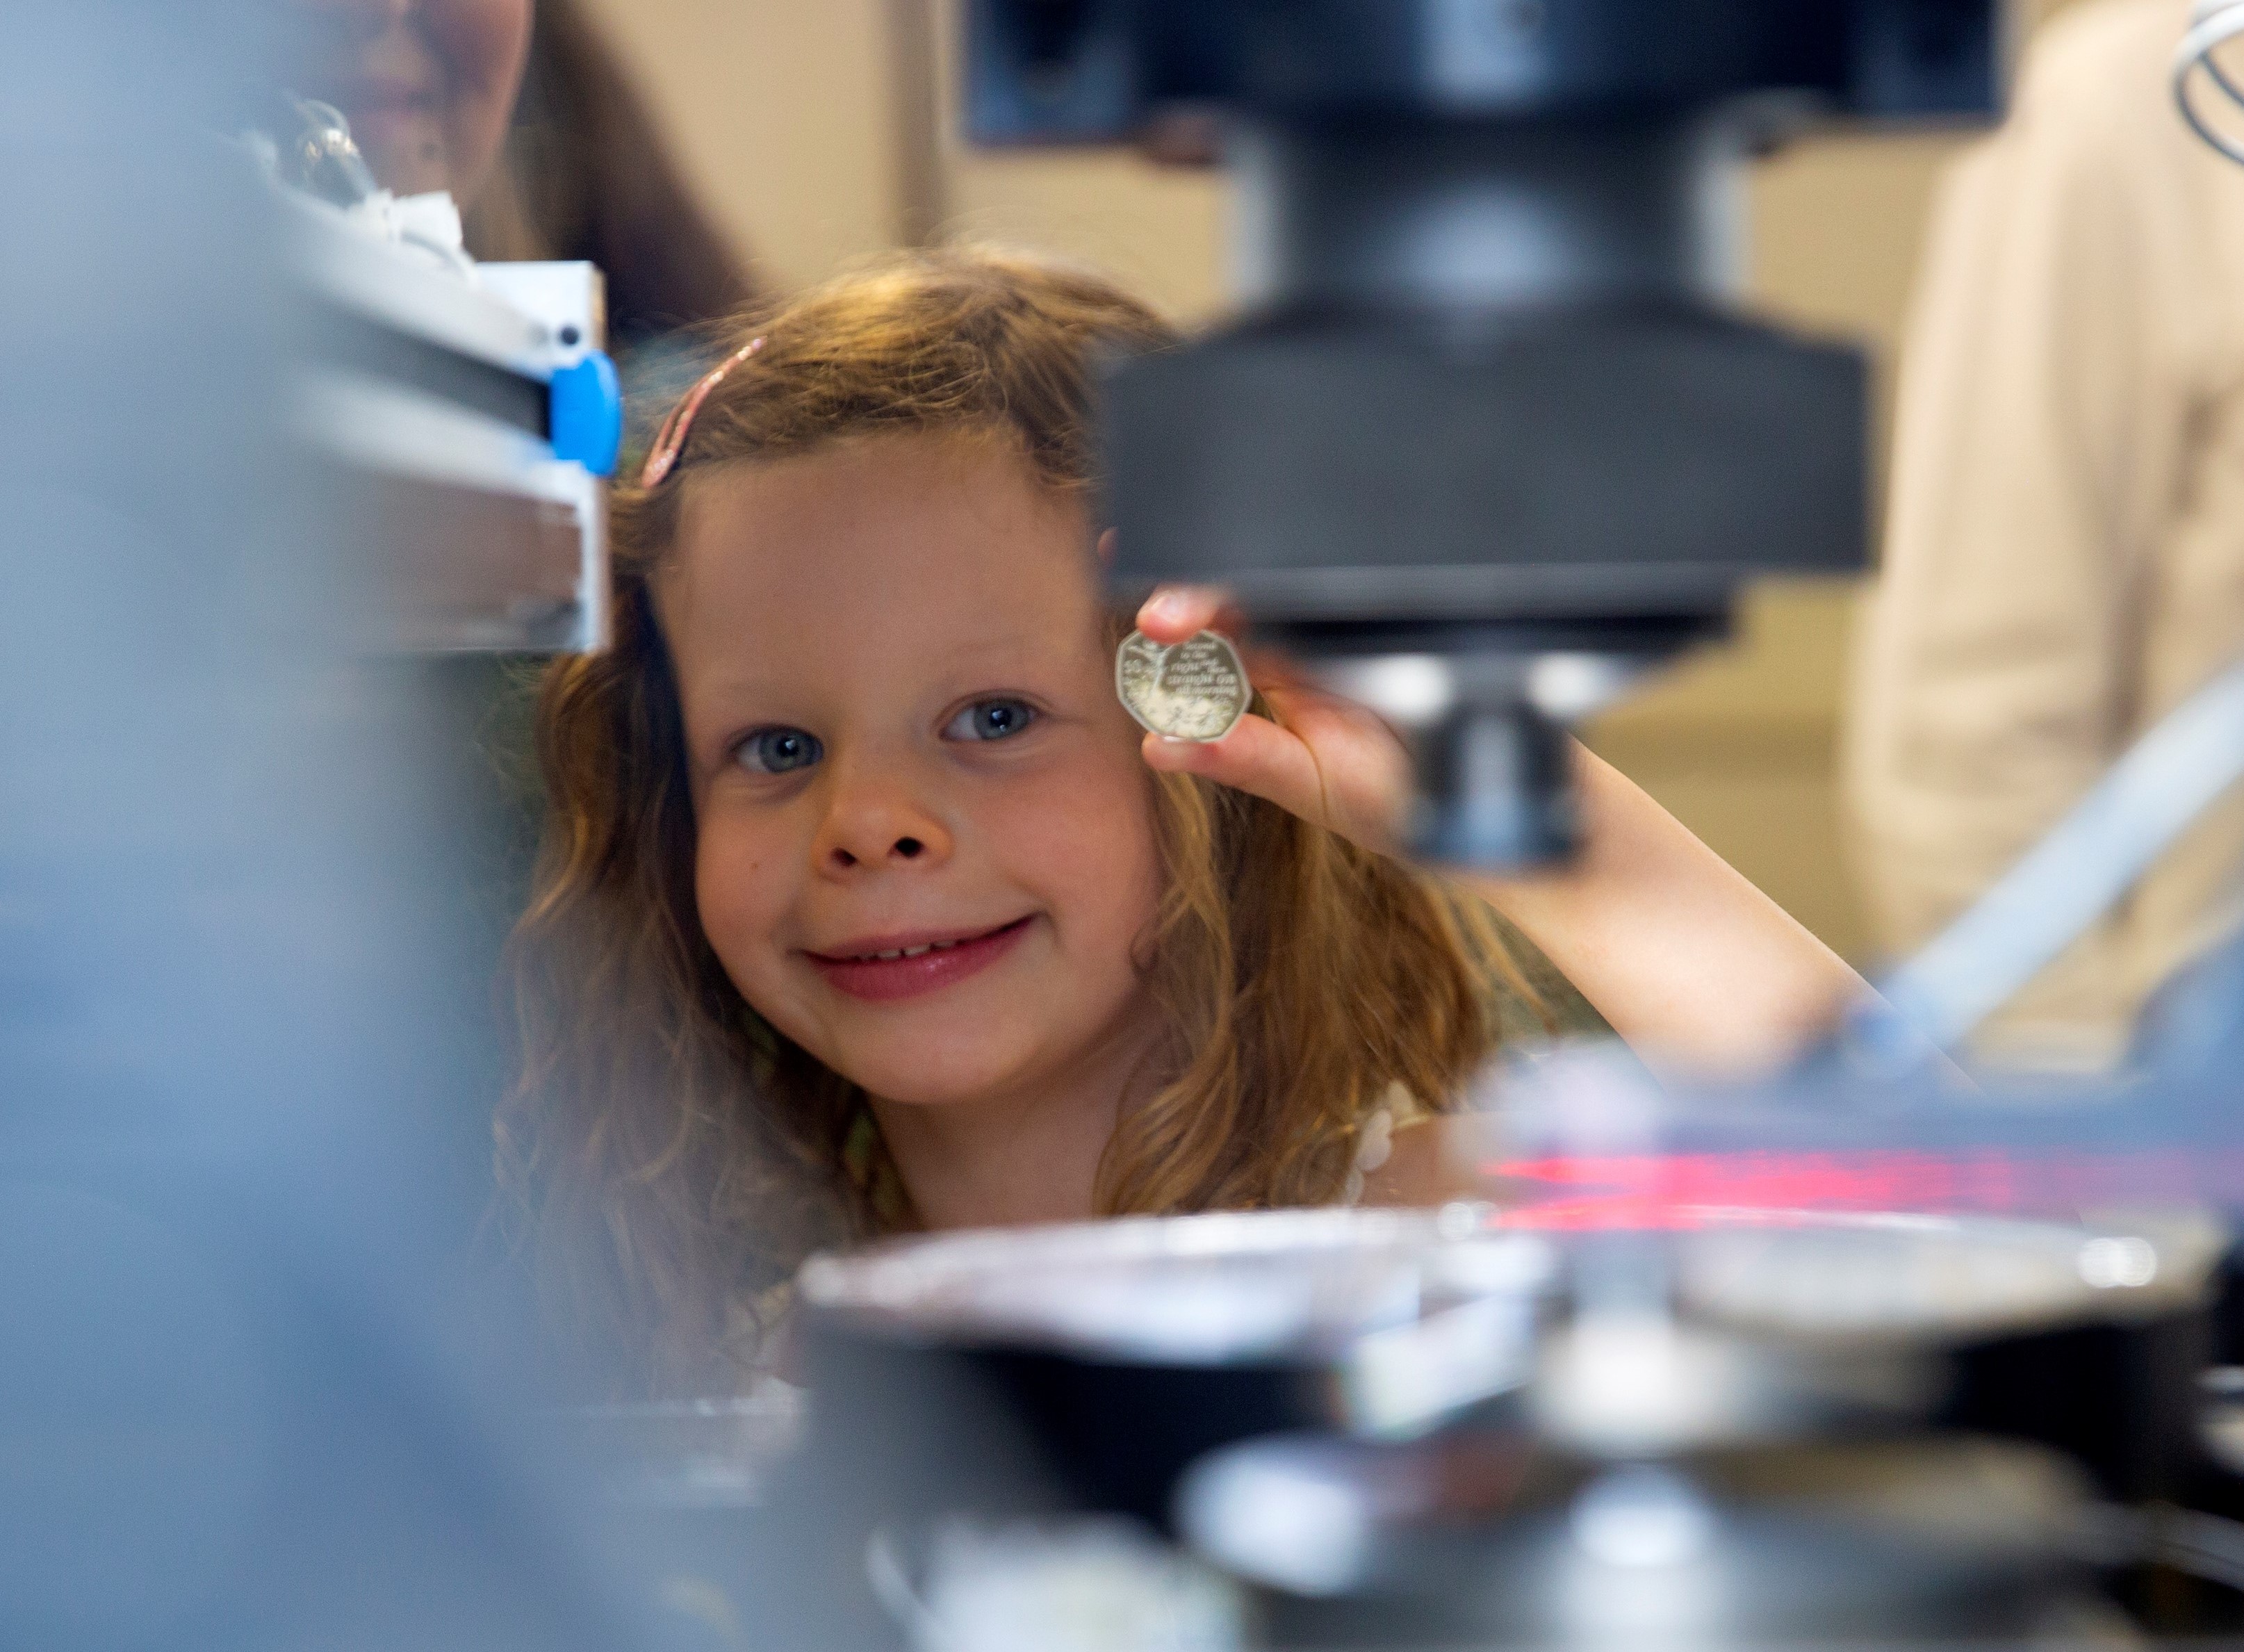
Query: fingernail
1145 591 1188 625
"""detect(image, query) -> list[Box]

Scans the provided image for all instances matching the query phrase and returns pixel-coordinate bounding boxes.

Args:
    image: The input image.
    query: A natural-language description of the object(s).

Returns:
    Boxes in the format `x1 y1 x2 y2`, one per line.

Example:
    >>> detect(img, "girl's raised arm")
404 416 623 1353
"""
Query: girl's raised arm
1132 584 1870 1076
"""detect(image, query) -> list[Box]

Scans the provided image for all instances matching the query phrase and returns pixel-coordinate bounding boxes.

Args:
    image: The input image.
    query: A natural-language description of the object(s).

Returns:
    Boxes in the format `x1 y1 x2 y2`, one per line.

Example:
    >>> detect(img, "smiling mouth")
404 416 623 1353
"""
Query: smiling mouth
804 917 1035 1003
849 937 974 963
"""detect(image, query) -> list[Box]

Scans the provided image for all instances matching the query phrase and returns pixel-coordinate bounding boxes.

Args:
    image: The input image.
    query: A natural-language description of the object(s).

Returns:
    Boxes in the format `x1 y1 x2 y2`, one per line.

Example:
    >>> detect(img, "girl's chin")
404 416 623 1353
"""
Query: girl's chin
828 1037 1063 1112
751 999 1048 1106
848 1067 1034 1111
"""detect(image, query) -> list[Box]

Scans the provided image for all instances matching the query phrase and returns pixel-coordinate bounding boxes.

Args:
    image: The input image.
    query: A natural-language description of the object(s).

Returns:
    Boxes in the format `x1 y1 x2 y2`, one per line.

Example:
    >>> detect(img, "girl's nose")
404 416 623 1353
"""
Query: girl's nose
813 774 953 874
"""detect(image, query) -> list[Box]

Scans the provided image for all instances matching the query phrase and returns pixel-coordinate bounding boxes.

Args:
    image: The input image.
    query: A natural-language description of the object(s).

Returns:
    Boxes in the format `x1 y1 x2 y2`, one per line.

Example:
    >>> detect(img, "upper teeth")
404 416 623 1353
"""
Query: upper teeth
865 938 962 961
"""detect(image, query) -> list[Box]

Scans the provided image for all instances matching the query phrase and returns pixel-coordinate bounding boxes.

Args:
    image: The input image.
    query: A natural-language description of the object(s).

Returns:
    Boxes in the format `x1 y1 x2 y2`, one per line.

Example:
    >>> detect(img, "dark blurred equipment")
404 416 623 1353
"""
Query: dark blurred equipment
1182 1432 2125 1646
969 0 1999 864
752 1000 2244 1646
793 1203 2238 1645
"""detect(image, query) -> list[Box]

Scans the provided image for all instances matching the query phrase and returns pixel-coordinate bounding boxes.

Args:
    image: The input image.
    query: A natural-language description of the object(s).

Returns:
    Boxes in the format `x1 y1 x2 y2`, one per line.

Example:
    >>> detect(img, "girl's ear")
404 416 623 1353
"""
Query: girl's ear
1095 528 1118 565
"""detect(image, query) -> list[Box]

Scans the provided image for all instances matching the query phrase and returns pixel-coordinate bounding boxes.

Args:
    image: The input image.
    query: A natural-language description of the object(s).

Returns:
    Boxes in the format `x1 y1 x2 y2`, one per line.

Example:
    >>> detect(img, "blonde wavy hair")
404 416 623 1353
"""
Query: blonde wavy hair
499 248 1539 1393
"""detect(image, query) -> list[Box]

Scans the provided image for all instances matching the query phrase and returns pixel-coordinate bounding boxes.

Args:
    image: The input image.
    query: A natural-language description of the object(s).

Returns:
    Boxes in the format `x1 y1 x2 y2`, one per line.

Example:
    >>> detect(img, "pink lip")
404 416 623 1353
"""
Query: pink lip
803 917 1035 1004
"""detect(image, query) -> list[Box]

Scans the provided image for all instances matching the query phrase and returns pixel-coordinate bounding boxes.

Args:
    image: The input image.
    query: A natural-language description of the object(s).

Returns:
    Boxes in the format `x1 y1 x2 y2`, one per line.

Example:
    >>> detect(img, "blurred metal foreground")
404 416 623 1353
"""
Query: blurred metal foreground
0 9 689 1649
751 949 2244 1647
723 931 2244 1649
785 1196 2243 1649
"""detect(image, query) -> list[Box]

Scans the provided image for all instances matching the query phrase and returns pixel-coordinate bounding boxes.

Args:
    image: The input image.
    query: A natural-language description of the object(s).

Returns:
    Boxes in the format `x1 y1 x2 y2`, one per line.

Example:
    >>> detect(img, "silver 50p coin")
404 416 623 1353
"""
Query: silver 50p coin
1115 628 1251 742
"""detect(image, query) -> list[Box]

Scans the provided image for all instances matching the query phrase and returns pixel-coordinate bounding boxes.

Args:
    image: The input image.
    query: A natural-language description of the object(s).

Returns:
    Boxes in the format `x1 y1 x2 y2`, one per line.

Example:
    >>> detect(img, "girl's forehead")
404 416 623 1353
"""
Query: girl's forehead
657 433 1104 655
671 435 1090 582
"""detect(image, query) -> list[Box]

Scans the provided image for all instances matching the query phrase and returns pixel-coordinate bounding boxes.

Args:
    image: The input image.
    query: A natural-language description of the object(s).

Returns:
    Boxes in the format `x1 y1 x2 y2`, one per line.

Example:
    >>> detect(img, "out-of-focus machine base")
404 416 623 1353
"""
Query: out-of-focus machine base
759 1197 2243 1647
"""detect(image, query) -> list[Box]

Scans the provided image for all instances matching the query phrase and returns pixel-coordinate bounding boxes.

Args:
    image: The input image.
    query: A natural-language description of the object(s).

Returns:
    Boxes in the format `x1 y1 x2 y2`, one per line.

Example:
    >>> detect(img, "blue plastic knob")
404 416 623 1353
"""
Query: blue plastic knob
550 350 623 478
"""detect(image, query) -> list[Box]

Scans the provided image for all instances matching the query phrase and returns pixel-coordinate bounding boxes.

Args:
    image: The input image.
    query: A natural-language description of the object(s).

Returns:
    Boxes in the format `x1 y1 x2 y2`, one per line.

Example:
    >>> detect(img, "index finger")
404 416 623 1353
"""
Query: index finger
1135 584 1235 645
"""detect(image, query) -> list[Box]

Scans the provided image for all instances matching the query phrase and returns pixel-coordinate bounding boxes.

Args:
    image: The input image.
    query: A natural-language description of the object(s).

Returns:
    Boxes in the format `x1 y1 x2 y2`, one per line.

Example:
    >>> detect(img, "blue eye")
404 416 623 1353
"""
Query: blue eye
735 727 823 774
944 698 1038 743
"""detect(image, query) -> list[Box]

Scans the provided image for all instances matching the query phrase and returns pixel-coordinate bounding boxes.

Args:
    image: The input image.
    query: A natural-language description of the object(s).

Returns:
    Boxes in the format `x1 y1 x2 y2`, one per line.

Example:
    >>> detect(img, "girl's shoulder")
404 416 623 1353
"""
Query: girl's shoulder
1486 905 1610 1045
1345 1081 1473 1209
1342 910 1607 1211
1353 1119 1462 1208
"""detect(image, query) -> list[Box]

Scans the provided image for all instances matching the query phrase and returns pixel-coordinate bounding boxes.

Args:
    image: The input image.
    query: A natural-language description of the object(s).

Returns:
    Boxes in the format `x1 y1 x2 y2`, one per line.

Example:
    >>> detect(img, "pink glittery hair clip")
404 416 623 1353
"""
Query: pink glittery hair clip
637 336 766 489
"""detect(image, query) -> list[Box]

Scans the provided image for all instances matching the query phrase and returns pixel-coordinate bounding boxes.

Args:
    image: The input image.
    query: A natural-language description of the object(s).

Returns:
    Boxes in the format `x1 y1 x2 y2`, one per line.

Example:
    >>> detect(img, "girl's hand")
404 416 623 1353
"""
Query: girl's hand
1131 582 1876 1076
1132 584 1414 856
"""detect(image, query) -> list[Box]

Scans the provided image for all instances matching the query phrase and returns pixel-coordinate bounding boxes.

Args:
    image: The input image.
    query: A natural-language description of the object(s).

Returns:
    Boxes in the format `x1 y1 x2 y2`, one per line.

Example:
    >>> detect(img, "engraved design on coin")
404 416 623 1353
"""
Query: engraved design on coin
1115 629 1251 742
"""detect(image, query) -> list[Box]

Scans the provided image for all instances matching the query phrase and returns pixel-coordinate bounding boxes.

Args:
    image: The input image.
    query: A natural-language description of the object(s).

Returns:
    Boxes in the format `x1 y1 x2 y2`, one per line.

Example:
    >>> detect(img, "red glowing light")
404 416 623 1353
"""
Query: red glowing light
1478 1148 2241 1228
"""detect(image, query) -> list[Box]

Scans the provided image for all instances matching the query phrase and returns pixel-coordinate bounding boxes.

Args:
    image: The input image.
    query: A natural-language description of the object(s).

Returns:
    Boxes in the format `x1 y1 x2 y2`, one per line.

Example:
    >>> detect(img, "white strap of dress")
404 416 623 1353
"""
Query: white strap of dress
1341 1080 1414 1206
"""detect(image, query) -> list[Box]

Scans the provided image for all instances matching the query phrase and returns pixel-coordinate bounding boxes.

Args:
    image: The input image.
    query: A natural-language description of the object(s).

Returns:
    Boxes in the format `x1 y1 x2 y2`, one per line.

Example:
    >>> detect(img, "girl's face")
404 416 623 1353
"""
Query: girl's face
283 0 531 204
660 434 1167 1113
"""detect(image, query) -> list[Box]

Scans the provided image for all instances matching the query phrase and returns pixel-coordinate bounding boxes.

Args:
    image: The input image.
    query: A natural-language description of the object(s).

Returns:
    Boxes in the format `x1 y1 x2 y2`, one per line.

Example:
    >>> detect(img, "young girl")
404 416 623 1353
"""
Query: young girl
500 248 1866 1392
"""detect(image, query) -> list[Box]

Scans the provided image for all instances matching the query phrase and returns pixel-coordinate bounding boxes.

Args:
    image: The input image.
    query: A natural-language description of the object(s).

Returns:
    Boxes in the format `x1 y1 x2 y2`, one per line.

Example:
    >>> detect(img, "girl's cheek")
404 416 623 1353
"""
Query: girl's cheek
695 818 788 959
1038 749 1163 916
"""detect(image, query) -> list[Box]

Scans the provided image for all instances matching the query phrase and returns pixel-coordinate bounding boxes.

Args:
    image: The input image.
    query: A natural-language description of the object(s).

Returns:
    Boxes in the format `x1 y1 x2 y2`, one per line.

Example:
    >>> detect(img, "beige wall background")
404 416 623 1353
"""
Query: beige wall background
581 0 2088 963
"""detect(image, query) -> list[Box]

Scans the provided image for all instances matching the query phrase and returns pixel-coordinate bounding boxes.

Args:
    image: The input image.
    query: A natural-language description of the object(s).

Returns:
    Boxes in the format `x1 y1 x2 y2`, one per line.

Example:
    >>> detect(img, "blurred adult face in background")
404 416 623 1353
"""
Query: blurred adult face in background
284 0 532 204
